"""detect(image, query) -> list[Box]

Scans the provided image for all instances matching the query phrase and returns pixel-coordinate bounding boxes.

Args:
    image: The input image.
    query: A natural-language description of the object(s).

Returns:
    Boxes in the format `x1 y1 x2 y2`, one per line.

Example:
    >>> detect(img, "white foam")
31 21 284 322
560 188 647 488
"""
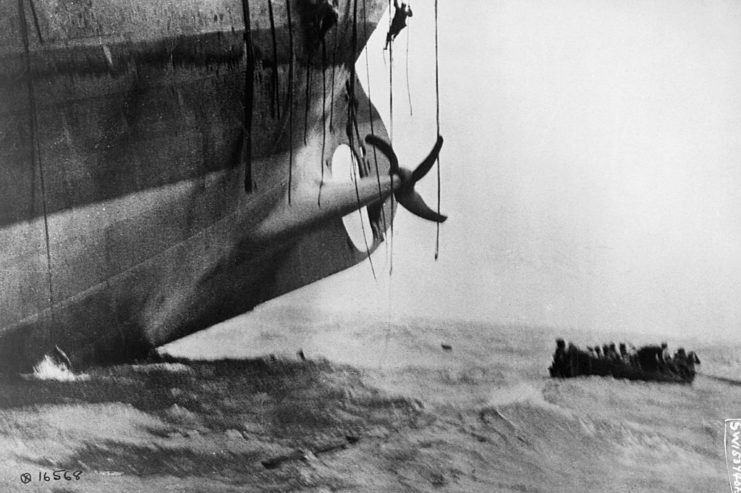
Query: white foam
32 355 89 381
487 382 572 418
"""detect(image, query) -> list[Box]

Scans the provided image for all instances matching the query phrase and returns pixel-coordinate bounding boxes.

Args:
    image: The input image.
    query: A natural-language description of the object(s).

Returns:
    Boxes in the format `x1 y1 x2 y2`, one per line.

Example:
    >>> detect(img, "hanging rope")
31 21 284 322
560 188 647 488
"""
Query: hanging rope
18 0 54 321
303 59 311 144
434 0 441 260
362 0 388 252
384 0 395 356
27 0 43 43
348 0 358 122
348 0 377 279
388 30 394 143
240 0 255 192
286 0 294 204
405 22 412 116
351 150 377 280
387 0 395 275
318 39 327 206
380 0 395 370
267 0 280 119
329 24 338 132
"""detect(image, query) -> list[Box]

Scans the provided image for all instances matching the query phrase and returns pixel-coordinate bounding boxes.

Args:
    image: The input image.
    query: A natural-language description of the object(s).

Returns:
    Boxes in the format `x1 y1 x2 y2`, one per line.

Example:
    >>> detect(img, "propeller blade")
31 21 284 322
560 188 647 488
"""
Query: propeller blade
364 134 399 171
397 189 447 223
410 135 443 183
363 133 447 223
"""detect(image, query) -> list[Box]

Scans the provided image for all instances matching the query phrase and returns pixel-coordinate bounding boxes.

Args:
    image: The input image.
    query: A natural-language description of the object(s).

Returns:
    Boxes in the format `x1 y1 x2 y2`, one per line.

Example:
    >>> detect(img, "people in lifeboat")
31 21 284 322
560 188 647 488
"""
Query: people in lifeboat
549 339 699 380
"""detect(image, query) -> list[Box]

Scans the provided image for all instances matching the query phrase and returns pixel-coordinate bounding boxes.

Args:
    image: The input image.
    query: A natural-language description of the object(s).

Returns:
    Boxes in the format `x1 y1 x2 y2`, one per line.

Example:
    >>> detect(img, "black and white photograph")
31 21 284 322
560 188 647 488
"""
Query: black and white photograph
1 0 740 491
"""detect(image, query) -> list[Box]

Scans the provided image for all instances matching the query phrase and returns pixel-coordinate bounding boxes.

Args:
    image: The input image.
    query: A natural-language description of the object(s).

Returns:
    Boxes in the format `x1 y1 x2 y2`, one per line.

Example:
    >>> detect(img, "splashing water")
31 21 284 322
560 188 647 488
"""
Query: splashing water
32 355 89 382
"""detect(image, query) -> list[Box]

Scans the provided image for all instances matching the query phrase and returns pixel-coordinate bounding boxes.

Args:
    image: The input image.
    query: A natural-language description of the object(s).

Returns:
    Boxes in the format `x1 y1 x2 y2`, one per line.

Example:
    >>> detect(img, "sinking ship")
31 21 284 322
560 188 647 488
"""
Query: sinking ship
0 0 444 372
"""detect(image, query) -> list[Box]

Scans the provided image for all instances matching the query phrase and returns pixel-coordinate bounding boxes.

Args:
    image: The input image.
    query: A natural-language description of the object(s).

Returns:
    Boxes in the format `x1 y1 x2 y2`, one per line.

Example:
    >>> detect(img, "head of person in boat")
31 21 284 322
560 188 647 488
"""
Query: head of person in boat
660 342 670 362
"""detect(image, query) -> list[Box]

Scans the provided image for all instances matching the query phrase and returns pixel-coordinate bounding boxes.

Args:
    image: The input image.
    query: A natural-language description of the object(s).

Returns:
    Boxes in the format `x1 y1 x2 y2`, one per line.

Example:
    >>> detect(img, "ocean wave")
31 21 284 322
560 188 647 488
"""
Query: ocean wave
485 382 572 420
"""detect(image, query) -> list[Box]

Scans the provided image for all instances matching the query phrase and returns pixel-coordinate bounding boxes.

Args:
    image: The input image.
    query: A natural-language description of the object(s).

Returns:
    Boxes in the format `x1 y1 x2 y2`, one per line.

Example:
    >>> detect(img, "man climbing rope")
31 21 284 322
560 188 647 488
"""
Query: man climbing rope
384 1 412 50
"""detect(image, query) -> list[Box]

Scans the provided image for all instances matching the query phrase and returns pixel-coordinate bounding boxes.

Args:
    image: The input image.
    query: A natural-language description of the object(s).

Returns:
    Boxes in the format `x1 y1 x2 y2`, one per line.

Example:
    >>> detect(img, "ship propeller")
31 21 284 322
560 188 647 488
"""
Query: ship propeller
364 134 447 223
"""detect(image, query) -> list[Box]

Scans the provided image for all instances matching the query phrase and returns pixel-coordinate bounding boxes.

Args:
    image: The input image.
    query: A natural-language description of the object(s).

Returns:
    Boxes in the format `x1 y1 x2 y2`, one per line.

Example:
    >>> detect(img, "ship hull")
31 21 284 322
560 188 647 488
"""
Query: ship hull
0 0 393 371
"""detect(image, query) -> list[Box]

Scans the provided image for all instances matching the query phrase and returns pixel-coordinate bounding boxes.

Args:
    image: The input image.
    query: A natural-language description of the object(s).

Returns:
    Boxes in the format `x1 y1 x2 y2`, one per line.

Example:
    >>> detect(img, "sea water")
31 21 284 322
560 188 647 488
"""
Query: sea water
163 310 741 492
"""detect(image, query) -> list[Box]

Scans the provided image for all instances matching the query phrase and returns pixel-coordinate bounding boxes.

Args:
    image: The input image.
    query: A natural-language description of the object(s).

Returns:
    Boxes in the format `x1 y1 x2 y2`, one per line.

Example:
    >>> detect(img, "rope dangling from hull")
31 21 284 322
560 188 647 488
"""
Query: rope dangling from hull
286 0 294 204
434 0 441 260
319 39 327 206
27 0 43 43
388 29 393 144
267 0 281 119
362 0 388 242
304 59 311 145
348 0 377 279
329 24 338 132
387 0 395 275
18 0 55 322
405 23 412 116
240 0 255 192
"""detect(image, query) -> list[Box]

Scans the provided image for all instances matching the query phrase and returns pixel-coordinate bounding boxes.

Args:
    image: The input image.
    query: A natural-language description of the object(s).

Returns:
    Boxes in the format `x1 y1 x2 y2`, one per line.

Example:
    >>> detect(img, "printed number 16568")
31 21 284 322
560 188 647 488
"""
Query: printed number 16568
19 470 83 484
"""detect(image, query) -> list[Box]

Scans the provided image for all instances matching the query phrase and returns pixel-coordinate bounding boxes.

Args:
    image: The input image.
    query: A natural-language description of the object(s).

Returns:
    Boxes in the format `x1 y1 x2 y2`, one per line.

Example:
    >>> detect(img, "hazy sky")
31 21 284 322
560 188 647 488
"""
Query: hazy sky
268 0 741 343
